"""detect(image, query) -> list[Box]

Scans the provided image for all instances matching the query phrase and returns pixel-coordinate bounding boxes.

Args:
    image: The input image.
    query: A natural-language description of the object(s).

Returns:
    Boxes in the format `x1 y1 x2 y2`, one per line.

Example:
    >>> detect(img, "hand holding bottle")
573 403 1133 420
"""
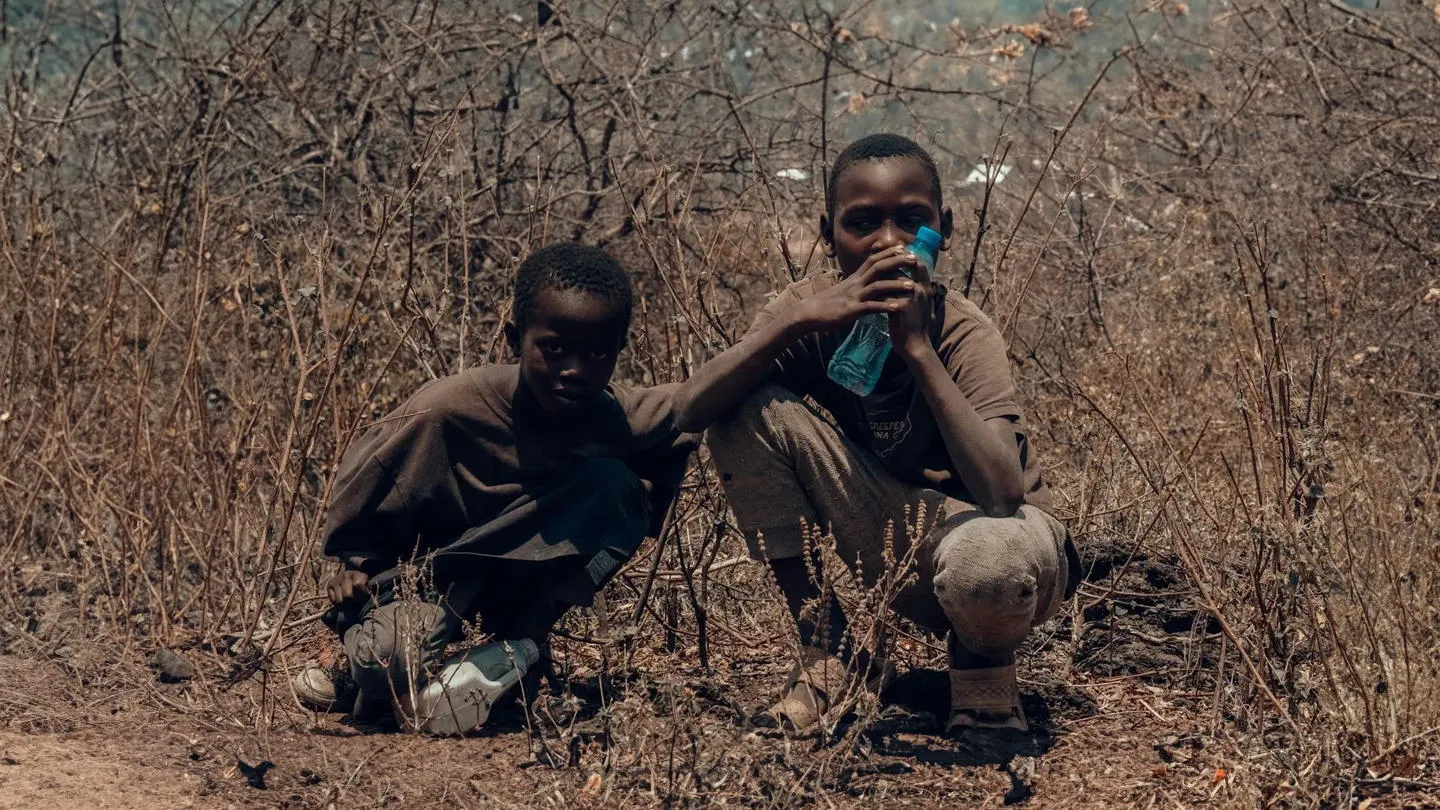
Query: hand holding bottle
887 240 937 359
793 248 917 334
827 226 942 395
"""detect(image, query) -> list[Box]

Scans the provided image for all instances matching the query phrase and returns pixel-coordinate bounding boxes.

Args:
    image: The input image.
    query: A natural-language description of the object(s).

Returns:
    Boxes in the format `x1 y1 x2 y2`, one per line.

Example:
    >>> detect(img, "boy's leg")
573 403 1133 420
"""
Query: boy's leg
470 457 650 637
342 600 459 720
707 385 951 613
707 386 949 728
925 504 1069 731
708 385 1070 732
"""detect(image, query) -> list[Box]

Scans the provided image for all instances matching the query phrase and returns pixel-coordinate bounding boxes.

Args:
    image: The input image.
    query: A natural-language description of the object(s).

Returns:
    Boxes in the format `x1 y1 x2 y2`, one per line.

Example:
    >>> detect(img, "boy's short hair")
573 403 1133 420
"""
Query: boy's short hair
826 133 943 218
513 242 634 334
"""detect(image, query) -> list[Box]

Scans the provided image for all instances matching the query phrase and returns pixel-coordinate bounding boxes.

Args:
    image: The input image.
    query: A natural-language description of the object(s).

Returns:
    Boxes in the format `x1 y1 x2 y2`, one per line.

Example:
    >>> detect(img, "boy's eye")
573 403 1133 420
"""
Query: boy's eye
589 349 613 361
539 341 565 355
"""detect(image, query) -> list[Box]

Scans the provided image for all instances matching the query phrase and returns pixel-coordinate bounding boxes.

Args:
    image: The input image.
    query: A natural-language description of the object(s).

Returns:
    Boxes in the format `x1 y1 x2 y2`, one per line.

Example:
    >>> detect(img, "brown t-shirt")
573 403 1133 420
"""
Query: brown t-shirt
322 364 697 573
747 272 1053 513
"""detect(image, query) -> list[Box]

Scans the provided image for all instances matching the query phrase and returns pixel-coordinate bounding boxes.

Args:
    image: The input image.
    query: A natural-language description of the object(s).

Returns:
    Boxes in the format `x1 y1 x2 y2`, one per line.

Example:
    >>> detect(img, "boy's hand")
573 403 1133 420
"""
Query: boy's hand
325 570 370 604
888 249 935 358
796 246 916 332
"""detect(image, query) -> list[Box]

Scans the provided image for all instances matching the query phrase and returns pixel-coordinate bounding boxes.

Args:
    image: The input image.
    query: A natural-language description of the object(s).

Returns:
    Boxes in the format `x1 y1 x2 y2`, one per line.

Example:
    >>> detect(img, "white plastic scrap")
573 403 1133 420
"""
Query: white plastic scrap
960 163 1012 186
775 168 810 181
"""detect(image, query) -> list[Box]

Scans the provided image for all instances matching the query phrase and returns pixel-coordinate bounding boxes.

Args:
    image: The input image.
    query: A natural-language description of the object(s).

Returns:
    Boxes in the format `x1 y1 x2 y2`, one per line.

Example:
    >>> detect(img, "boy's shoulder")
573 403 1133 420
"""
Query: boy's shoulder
400 364 517 421
774 271 839 303
749 272 838 325
936 285 1001 336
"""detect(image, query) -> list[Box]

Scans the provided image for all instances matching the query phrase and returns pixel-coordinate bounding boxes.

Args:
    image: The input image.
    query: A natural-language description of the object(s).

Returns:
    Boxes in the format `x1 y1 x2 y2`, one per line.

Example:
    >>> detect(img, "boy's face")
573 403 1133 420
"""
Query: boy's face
511 287 626 418
822 157 952 277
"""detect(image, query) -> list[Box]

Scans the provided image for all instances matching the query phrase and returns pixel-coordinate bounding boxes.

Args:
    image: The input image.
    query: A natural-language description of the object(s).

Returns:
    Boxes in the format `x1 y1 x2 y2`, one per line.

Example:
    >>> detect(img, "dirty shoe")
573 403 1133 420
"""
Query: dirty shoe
293 664 352 711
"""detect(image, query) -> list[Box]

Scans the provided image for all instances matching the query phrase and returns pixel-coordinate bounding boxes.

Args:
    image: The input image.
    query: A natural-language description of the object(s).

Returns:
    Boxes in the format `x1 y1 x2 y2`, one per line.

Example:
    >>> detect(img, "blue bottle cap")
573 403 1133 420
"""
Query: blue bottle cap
914 226 942 251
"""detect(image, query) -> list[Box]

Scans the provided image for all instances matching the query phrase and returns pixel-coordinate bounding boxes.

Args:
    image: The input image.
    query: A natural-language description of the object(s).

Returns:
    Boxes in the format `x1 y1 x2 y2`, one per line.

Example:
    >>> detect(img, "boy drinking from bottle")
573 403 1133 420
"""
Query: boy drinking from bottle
669 134 1078 734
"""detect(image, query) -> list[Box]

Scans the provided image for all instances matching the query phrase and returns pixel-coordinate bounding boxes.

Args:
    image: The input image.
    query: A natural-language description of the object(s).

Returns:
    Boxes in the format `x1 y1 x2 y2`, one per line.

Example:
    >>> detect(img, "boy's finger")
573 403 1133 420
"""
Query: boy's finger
862 279 916 300
908 256 934 284
851 246 902 278
860 251 918 281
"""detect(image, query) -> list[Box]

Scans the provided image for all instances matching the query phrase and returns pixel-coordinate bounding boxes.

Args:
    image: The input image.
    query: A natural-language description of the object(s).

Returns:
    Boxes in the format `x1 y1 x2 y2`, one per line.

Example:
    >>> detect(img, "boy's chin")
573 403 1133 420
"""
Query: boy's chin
536 390 600 419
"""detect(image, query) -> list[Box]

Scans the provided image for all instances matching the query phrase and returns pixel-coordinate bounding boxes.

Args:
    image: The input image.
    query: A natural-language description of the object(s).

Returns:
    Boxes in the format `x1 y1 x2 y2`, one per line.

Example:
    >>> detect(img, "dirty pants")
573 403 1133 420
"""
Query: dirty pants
338 457 651 717
706 386 1069 658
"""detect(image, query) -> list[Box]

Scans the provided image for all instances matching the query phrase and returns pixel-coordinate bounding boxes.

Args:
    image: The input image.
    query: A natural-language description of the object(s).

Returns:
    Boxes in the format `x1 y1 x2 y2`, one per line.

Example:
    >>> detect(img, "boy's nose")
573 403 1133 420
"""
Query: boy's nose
873 222 904 251
556 355 585 378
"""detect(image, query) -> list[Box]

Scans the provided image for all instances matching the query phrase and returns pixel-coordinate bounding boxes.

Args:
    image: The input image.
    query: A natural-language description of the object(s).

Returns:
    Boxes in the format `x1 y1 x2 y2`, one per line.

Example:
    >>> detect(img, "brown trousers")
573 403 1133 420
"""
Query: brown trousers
707 386 1068 658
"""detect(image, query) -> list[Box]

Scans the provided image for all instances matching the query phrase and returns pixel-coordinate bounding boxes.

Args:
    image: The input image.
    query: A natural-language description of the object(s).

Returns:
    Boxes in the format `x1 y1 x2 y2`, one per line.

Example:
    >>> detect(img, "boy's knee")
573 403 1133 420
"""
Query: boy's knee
931 513 1046 657
575 457 647 555
705 385 807 447
344 601 450 672
934 568 1037 658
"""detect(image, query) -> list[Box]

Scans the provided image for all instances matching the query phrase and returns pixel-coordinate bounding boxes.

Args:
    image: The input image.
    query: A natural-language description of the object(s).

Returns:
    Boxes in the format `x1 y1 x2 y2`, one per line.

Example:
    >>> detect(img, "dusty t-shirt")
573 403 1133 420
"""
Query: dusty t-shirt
322 364 697 575
747 272 1053 513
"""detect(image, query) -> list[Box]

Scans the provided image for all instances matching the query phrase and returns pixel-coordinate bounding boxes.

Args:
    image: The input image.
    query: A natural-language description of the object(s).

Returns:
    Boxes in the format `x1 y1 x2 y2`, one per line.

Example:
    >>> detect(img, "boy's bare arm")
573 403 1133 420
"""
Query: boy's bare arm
672 255 916 433
670 312 807 433
890 265 1025 517
899 347 1025 516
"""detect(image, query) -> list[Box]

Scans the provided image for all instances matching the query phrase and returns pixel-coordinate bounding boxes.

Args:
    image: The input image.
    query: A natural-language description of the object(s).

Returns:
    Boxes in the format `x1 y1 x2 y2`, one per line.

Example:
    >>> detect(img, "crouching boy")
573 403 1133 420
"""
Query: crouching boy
294 243 695 727
670 134 1080 735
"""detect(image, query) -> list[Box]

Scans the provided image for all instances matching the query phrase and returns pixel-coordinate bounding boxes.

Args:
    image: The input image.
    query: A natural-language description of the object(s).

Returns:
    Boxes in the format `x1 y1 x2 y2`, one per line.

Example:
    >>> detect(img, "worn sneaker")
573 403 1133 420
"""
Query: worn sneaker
292 664 353 711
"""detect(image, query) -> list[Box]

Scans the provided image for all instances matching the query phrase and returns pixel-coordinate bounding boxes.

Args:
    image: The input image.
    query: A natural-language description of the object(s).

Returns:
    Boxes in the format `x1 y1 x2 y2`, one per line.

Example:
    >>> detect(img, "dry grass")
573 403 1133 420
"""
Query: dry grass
0 0 1437 806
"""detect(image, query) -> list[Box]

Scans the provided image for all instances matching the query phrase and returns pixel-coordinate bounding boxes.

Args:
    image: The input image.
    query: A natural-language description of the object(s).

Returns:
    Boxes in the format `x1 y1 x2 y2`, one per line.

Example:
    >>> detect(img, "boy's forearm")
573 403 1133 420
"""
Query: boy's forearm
898 344 1025 516
672 307 811 432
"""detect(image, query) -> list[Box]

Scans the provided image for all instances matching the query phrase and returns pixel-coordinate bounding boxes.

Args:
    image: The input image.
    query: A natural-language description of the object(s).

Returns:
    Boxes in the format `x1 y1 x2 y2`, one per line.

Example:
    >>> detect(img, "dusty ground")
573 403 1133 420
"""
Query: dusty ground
3 540 1432 809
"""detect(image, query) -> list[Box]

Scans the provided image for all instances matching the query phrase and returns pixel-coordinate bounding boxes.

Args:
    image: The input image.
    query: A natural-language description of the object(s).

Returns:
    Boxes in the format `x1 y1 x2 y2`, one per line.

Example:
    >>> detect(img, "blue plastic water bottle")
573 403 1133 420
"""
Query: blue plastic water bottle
826 226 942 396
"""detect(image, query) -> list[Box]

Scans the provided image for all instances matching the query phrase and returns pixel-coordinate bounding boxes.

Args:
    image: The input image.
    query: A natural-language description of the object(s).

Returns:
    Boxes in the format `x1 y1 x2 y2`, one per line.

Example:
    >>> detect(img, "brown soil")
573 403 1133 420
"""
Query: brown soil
2 541 1431 809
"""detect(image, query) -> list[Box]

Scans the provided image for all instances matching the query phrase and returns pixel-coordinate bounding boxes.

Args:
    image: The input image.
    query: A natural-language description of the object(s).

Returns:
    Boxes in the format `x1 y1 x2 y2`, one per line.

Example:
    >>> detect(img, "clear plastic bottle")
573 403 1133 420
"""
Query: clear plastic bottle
826 225 942 396
405 638 541 735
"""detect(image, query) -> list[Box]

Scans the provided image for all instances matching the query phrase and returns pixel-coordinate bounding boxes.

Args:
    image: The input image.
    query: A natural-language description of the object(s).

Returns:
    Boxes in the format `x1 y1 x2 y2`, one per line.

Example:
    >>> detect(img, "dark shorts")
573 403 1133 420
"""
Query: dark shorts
323 457 651 635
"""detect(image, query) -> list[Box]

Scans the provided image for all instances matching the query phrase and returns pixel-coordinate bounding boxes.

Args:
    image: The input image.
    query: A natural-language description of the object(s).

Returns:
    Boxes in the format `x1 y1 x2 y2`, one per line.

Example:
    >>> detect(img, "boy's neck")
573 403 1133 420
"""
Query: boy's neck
511 376 602 430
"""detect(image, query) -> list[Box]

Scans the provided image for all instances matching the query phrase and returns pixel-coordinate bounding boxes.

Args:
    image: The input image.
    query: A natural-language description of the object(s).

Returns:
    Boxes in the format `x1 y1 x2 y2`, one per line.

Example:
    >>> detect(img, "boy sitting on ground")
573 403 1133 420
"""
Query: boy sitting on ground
669 134 1079 734
294 242 695 725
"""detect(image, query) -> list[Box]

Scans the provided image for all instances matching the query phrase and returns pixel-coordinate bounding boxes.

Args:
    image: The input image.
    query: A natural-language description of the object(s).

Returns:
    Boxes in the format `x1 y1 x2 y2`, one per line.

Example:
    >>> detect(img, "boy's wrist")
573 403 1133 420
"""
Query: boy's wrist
782 302 822 339
895 335 937 365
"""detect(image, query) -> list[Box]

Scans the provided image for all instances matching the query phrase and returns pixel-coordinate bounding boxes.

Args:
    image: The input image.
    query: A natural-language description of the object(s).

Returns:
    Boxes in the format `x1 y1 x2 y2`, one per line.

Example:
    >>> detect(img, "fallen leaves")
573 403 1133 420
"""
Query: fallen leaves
575 772 603 806
994 40 1026 60
1145 0 1190 14
581 772 602 795
947 19 968 50
1070 7 1093 30
1003 23 1055 46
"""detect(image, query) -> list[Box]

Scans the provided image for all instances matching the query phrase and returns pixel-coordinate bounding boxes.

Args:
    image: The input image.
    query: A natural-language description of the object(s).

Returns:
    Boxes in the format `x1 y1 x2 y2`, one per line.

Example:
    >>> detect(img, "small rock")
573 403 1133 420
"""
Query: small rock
153 649 195 683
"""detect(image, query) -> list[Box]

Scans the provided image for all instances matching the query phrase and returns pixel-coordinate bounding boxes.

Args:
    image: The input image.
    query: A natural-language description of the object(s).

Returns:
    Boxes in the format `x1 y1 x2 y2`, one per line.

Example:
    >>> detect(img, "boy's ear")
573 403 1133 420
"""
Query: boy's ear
939 206 955 249
819 214 836 257
504 321 520 356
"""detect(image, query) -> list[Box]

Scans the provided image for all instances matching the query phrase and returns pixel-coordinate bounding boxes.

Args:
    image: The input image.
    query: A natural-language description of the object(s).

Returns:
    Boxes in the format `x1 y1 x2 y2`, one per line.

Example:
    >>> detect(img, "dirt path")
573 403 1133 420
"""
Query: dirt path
0 651 1251 809
0 731 206 810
